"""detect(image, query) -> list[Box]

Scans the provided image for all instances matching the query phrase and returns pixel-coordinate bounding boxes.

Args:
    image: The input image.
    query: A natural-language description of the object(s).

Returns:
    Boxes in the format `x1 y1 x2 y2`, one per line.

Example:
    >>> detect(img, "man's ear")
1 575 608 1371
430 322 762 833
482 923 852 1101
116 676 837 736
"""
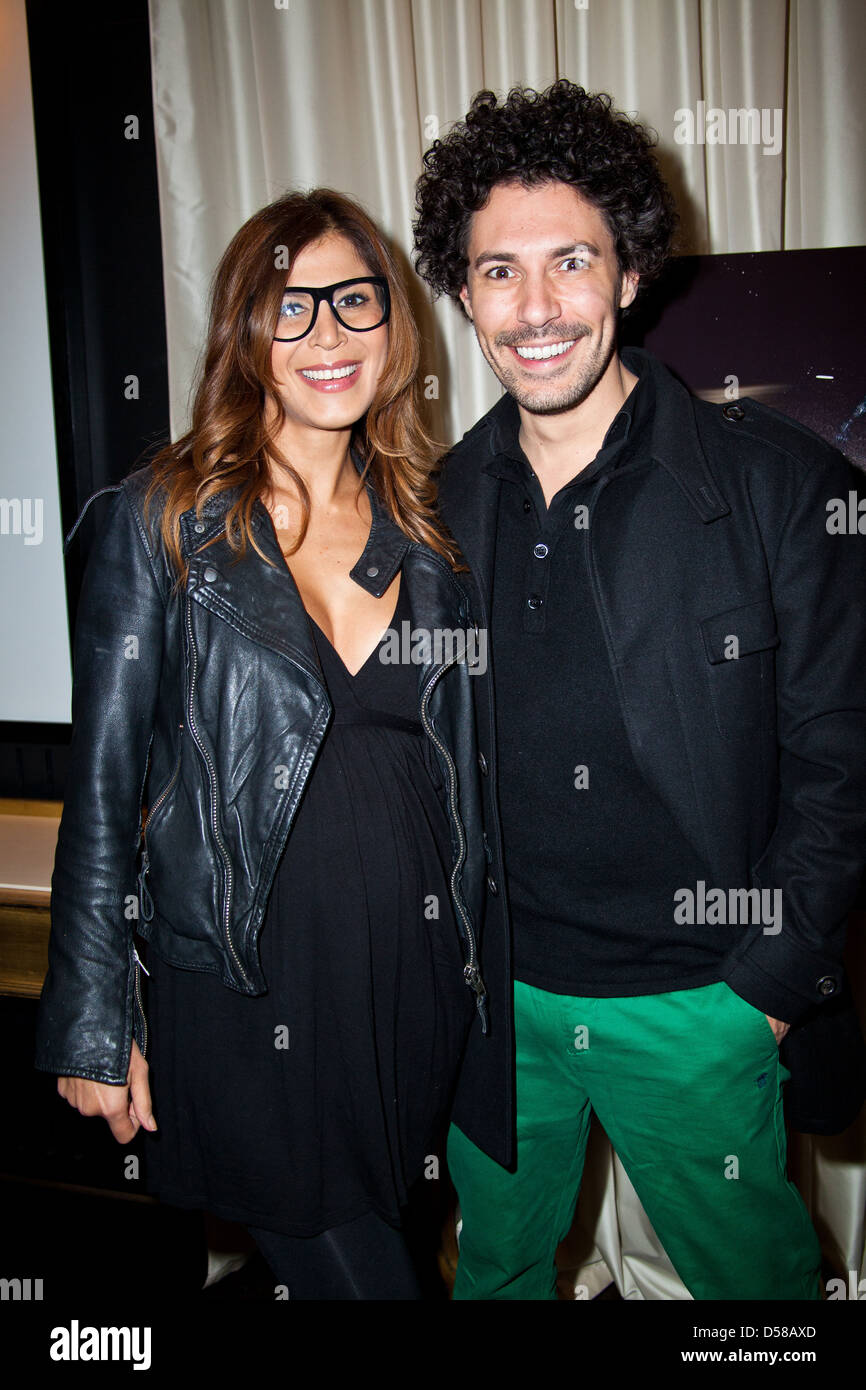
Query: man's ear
619 270 640 310
459 284 473 320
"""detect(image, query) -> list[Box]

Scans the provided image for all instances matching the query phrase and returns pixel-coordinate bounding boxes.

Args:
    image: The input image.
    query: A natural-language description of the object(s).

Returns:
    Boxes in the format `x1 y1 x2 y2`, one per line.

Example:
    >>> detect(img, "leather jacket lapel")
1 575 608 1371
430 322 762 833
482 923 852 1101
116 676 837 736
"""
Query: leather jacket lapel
180 498 322 679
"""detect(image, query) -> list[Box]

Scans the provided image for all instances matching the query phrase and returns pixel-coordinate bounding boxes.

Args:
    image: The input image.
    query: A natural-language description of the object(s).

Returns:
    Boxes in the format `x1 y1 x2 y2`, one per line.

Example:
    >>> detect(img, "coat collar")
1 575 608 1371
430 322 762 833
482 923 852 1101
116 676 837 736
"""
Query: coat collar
437 347 731 611
620 347 730 524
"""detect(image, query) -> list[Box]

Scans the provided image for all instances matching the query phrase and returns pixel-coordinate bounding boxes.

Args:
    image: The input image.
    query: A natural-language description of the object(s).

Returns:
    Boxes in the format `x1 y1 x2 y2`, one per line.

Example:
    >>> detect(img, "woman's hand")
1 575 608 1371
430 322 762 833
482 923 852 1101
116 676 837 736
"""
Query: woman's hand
57 1039 157 1143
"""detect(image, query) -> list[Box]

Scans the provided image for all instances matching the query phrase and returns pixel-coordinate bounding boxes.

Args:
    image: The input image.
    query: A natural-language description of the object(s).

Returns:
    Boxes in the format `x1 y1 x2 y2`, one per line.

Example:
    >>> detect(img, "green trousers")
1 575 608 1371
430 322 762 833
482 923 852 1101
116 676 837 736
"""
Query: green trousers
449 980 822 1300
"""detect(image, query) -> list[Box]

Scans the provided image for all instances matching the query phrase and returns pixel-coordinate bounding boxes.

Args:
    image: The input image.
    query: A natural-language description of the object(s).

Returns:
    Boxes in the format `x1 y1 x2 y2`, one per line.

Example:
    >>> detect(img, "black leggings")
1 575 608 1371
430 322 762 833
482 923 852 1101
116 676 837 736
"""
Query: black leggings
247 1209 422 1300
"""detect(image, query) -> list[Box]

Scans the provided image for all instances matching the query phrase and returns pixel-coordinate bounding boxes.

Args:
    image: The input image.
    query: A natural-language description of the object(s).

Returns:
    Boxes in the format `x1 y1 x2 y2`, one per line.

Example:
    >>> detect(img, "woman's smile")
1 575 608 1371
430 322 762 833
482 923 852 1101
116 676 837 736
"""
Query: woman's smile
296 358 362 390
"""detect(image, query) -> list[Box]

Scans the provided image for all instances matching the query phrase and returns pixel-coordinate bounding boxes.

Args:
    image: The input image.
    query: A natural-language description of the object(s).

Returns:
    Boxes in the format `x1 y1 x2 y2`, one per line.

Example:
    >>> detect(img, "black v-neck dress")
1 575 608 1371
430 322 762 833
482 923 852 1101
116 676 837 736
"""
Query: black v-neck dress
144 578 474 1236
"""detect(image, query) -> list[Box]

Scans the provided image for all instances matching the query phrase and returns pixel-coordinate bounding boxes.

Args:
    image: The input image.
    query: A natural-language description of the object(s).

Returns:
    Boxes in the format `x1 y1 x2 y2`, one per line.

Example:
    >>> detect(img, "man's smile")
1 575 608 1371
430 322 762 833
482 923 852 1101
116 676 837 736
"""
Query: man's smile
506 338 581 369
513 339 576 360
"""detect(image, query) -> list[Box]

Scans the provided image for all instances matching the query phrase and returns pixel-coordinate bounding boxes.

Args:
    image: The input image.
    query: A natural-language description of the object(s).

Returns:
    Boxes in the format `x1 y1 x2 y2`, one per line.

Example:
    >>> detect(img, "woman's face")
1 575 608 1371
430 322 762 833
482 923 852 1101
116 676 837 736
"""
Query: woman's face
268 231 390 437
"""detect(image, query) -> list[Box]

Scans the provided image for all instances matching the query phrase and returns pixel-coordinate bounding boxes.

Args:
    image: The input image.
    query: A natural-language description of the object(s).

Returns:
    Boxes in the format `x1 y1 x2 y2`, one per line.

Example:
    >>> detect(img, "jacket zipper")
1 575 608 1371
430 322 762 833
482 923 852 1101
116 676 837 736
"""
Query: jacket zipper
145 725 184 828
132 947 149 1058
182 546 474 997
420 658 488 1033
138 724 184 921
185 598 251 987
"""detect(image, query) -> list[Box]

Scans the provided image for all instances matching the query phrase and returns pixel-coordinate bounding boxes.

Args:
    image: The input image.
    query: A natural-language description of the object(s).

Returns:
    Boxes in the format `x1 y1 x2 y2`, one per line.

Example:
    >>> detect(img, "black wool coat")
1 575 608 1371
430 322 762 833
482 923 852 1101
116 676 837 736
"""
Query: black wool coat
438 346 866 1168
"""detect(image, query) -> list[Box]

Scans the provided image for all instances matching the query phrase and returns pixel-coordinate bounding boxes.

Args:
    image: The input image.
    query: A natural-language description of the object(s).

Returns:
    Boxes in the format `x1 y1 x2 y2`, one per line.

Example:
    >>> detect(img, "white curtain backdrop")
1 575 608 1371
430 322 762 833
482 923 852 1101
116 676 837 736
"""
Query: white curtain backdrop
146 0 866 1299
148 0 866 442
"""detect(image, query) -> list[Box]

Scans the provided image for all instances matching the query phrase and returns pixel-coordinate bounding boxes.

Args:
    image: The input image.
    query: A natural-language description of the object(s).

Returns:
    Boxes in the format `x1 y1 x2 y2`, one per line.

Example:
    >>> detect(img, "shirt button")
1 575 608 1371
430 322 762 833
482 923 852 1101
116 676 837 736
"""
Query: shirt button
816 975 838 997
366 565 379 578
533 543 549 559
203 565 217 582
722 403 745 421
478 751 488 775
487 875 498 896
527 594 543 611
522 499 532 514
193 522 205 534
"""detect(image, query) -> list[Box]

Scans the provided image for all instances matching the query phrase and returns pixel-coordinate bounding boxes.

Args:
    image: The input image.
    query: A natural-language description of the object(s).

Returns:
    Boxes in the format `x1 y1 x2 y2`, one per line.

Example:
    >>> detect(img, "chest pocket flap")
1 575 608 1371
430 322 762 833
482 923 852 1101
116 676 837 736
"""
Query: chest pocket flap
700 599 779 664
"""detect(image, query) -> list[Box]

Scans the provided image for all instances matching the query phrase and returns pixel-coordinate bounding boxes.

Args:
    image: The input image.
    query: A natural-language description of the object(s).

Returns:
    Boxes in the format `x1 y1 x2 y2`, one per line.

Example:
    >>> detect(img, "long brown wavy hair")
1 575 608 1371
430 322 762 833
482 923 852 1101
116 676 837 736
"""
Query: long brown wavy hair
145 188 460 579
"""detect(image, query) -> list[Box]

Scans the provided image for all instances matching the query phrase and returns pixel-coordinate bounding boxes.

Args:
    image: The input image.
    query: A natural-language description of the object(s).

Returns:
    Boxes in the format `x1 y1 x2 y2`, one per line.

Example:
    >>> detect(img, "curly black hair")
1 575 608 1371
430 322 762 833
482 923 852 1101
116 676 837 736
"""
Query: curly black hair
413 79 677 311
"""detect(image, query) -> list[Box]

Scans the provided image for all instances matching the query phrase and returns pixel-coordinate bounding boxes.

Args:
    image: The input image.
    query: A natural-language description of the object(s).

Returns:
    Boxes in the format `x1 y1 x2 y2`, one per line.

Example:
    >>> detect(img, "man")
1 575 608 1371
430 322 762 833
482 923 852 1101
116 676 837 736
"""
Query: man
412 79 866 1300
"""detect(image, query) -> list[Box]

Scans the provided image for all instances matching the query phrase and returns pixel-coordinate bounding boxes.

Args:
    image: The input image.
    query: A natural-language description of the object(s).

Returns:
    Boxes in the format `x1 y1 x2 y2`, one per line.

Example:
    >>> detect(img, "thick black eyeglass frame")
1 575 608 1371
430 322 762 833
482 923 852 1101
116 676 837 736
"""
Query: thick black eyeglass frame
273 276 391 341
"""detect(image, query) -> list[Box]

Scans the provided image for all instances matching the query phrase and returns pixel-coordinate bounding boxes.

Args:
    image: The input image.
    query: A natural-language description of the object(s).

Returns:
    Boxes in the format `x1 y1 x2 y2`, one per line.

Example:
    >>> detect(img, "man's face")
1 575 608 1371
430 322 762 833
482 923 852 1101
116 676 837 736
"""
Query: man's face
459 180 638 414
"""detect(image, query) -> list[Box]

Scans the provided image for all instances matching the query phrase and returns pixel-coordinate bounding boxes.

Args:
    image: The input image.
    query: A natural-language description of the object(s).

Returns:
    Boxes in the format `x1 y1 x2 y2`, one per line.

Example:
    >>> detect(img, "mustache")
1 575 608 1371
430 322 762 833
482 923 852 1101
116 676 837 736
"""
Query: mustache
494 323 592 348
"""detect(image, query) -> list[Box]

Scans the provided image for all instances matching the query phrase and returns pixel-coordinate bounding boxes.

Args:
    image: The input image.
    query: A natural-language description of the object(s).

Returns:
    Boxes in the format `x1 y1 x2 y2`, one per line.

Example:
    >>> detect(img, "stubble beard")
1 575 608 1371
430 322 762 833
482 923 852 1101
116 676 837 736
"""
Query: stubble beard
481 324 615 416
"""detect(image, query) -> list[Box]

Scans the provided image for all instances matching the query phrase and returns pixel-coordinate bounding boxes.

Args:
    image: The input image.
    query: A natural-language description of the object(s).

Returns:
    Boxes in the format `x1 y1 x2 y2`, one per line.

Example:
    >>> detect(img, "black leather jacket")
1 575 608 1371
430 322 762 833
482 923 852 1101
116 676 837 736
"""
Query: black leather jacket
34 466 489 1085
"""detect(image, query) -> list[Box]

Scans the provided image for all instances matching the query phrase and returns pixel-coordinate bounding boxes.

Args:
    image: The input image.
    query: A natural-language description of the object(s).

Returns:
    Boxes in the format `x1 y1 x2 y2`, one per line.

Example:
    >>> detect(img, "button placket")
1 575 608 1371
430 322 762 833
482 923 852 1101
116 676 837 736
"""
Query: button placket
523 491 553 633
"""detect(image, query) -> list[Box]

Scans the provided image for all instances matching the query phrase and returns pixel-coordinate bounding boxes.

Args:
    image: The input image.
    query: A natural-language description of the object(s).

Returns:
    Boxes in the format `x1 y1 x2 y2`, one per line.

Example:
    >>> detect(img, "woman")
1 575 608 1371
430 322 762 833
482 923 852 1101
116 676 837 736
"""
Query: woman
34 189 489 1299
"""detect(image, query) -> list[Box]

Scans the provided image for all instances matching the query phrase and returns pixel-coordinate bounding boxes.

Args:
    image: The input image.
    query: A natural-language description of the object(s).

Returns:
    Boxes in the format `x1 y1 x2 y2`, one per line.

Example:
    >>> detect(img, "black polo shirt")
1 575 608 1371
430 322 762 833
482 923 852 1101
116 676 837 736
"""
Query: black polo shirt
491 356 716 995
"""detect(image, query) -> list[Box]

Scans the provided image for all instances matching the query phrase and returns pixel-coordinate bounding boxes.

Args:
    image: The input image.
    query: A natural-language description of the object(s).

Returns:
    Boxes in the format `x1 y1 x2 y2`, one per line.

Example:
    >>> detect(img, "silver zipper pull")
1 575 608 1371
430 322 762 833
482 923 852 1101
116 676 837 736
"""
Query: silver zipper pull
133 945 150 977
138 853 154 922
464 966 488 1034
